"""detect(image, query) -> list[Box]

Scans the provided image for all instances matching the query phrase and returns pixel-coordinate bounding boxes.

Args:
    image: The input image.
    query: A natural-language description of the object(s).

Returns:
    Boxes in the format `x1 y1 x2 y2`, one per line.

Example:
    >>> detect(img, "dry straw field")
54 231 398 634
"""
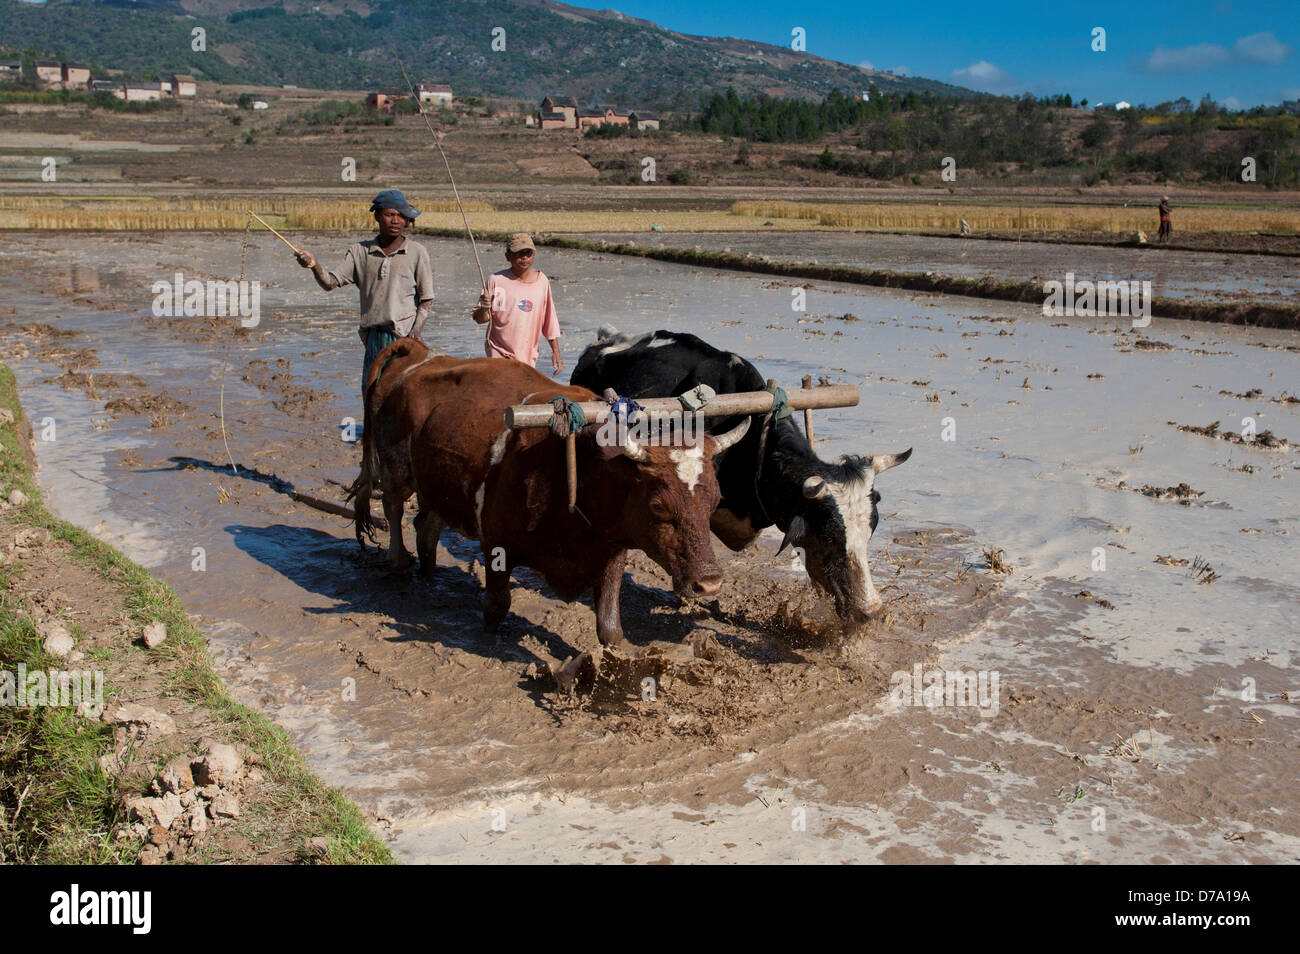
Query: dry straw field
731 200 1300 234
2 196 1296 235
0 197 772 233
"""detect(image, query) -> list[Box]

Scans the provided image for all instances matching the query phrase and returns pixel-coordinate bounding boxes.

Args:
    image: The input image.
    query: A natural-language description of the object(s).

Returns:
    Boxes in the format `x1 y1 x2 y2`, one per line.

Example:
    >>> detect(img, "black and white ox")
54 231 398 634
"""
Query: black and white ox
572 327 911 623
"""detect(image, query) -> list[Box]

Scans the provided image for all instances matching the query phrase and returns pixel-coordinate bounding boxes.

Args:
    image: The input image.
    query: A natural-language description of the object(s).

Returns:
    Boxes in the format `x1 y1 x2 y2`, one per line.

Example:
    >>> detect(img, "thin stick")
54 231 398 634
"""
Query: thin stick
565 432 577 513
393 52 487 293
801 373 815 444
246 209 302 255
218 220 254 476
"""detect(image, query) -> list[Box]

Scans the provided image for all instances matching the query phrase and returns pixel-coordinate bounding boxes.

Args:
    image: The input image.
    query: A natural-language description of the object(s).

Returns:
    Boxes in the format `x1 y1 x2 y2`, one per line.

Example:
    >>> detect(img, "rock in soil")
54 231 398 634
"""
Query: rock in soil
142 620 167 649
191 741 242 786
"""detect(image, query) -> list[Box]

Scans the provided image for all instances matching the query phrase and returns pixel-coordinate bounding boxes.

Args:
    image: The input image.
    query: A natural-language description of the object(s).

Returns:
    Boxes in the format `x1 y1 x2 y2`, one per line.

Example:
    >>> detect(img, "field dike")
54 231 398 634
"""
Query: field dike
535 236 1300 331
0 363 392 865
416 227 1300 331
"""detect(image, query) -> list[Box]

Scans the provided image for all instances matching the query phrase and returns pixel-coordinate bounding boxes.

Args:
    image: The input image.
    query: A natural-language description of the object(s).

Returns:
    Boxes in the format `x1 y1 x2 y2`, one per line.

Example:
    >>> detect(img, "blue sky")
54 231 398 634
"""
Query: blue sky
590 0 1299 107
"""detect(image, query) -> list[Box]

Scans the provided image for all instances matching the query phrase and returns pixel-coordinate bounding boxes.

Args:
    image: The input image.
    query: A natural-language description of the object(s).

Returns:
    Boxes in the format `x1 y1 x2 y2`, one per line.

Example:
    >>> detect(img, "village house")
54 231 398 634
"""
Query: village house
34 61 62 86
539 108 570 130
61 62 91 88
538 97 660 133
628 110 659 131
90 79 126 99
578 105 629 132
171 74 197 97
539 95 577 128
0 61 21 83
365 90 403 112
124 82 163 103
416 82 452 107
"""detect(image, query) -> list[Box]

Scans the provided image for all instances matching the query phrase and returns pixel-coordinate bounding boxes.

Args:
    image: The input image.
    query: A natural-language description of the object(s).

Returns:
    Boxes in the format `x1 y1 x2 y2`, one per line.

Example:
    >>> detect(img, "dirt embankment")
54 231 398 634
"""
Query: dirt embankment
461 232 1300 330
0 363 390 865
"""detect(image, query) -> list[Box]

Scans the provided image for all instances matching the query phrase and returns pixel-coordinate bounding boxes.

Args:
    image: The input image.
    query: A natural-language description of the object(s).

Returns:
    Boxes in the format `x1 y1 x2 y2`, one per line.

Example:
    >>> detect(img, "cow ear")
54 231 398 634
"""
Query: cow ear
777 515 806 555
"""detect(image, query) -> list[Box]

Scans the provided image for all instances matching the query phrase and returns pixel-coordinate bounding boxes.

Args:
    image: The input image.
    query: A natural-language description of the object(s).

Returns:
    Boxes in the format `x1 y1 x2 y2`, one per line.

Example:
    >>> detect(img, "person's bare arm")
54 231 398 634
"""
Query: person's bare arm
296 250 339 291
548 337 563 376
411 298 433 340
472 290 491 324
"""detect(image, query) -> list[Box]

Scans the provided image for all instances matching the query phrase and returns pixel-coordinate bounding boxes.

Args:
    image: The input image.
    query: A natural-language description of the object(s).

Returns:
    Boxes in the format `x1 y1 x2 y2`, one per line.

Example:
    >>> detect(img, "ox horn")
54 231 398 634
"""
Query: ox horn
710 416 751 453
803 475 828 499
870 447 913 475
777 515 807 555
620 434 649 461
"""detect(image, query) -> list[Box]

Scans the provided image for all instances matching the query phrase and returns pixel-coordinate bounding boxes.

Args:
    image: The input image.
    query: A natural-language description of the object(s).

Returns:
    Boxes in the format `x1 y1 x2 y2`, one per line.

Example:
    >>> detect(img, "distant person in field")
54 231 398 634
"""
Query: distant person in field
295 189 434 390
472 232 563 376
1157 195 1172 242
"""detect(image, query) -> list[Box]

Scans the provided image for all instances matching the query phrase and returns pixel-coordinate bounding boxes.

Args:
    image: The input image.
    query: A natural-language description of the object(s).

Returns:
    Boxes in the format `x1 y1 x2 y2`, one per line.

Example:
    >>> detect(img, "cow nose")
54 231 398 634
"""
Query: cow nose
691 574 723 597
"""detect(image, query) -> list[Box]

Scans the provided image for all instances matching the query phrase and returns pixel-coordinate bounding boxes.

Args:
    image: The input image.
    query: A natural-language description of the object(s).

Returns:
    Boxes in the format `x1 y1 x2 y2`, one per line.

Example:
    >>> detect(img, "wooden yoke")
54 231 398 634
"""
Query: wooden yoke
505 384 859 430
508 383 860 515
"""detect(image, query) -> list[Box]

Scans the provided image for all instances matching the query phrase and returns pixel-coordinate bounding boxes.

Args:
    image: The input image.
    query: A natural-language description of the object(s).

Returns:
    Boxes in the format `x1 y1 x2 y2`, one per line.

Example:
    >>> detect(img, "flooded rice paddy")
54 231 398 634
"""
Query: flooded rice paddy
1 230 1296 862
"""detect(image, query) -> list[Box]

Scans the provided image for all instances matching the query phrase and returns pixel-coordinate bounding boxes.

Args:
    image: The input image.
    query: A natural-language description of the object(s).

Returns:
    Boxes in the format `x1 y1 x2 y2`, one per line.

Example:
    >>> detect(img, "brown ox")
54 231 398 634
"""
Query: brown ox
350 339 749 647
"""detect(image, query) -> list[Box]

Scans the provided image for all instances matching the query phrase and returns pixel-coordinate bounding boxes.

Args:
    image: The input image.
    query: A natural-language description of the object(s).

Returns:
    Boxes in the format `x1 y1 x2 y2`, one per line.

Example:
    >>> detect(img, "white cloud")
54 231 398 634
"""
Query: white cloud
1233 32 1291 65
1221 96 1243 110
951 60 1016 92
858 59 874 70
1138 32 1292 74
889 65 911 76
1139 43 1231 74
1281 87 1300 101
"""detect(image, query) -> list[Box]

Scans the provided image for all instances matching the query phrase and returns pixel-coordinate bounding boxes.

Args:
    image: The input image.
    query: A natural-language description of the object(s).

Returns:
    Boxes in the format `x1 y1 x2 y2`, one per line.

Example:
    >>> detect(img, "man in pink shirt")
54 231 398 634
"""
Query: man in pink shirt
472 233 563 375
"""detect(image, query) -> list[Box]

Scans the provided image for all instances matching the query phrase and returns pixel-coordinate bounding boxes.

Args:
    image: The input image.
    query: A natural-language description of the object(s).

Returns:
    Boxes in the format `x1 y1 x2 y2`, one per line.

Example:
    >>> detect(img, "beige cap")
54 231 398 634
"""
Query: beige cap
506 232 535 254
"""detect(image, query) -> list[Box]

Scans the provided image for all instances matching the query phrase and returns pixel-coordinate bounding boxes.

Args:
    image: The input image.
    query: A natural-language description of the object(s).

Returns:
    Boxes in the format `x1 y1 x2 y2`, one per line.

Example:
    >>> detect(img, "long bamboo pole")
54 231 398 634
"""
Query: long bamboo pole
246 210 302 254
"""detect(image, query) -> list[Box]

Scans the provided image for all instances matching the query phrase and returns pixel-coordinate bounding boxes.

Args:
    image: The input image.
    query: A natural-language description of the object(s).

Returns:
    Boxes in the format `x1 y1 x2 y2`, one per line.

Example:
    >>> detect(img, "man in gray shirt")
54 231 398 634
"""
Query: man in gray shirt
295 190 435 390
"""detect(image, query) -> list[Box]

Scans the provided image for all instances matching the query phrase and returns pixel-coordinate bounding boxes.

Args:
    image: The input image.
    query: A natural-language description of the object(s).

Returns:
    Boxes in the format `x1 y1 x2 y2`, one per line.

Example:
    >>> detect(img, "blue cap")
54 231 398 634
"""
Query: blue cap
369 189 420 219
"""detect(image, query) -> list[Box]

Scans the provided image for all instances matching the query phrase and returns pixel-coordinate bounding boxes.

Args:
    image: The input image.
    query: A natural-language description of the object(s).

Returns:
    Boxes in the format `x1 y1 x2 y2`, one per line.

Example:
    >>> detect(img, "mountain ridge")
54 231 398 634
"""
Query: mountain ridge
0 0 975 108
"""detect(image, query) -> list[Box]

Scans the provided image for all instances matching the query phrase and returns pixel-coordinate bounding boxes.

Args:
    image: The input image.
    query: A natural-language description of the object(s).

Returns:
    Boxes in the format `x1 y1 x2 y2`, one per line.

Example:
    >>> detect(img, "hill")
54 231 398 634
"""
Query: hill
0 0 973 108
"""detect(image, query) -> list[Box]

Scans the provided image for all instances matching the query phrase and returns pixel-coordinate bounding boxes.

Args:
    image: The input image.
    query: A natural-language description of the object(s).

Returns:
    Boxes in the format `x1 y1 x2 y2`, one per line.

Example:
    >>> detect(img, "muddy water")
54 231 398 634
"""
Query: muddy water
573 230 1300 304
3 230 1298 863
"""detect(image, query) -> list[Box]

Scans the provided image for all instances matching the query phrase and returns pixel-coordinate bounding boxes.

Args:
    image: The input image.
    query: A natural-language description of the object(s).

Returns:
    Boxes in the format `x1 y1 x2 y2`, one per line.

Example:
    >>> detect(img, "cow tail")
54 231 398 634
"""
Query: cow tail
347 339 414 545
346 401 377 547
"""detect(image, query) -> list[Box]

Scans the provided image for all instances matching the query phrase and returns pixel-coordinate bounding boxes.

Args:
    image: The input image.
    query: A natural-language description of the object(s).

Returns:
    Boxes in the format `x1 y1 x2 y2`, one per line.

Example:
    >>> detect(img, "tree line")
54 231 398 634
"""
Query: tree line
694 87 1300 187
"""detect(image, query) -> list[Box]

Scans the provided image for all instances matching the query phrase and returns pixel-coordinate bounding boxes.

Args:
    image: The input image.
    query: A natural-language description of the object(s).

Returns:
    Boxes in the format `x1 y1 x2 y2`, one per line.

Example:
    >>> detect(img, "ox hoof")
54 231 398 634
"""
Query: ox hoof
386 554 414 574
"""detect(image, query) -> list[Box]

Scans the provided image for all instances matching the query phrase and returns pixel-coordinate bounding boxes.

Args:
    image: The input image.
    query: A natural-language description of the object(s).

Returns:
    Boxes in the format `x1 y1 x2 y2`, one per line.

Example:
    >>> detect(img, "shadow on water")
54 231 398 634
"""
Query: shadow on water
225 522 584 664
177 454 790 664
224 517 792 669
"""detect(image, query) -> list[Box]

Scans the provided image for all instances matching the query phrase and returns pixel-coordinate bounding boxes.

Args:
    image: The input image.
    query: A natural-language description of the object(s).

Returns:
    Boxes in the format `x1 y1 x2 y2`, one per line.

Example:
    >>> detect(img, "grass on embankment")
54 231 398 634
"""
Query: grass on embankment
0 362 392 864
